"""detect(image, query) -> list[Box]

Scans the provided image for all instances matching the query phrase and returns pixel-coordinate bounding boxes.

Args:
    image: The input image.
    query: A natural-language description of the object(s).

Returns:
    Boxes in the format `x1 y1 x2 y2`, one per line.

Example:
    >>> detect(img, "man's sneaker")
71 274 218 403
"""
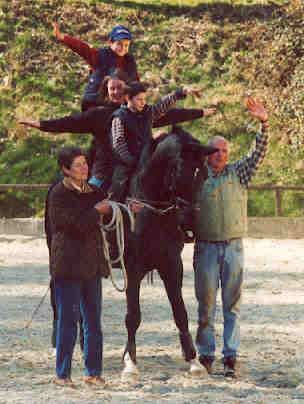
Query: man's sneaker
223 357 237 378
53 377 75 387
199 355 214 374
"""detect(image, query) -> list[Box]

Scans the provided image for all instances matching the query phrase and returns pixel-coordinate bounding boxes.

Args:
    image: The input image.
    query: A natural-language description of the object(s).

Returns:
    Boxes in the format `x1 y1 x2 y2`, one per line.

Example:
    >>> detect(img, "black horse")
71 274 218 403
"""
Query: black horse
47 125 216 375
121 126 216 377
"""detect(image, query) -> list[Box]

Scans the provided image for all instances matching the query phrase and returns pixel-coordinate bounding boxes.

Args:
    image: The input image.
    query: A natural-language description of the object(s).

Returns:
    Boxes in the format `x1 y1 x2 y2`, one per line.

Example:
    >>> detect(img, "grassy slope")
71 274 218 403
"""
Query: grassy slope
0 0 303 216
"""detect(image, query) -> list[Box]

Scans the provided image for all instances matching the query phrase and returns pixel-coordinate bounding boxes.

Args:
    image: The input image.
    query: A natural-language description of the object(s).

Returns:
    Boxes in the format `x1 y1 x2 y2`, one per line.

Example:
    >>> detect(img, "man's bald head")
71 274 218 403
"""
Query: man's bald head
207 136 229 173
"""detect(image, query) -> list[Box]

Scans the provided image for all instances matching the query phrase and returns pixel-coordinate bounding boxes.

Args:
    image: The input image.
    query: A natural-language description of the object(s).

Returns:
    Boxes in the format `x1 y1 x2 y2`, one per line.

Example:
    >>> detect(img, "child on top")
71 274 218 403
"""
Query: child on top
53 23 139 111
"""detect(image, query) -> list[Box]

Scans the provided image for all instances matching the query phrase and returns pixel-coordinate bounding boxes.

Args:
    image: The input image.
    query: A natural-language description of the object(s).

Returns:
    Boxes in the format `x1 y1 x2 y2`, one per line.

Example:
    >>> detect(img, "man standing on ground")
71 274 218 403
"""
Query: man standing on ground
193 96 269 378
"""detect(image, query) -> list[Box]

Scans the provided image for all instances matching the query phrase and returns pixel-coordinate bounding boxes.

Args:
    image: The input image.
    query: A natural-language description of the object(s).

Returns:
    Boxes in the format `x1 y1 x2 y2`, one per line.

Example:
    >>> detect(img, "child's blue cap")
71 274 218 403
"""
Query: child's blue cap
110 25 132 42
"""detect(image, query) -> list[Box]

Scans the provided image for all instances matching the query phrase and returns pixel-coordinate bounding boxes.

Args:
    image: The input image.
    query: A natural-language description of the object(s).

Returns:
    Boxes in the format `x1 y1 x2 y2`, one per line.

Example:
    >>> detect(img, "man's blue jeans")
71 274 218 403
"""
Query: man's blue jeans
193 239 244 360
54 276 103 379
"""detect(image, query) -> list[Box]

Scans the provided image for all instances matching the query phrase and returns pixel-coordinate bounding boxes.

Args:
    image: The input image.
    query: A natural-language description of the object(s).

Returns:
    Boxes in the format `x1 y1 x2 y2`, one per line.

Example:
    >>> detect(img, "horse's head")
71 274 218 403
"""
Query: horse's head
168 126 217 201
134 125 217 211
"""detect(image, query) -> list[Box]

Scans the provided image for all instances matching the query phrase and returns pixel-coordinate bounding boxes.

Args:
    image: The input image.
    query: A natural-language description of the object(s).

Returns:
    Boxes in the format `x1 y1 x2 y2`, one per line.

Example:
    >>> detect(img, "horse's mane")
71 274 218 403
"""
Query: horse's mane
131 126 199 199
137 126 202 170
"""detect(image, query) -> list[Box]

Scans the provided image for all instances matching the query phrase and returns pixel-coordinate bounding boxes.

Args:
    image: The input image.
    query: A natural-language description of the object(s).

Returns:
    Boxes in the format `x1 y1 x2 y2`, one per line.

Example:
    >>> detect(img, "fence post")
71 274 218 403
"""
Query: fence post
275 189 282 216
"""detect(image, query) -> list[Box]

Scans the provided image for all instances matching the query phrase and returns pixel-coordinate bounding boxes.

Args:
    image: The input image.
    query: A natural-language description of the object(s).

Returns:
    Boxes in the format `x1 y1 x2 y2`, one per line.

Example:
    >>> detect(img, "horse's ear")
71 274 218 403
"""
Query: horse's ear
184 142 218 156
200 145 218 156
170 125 218 156
170 124 180 134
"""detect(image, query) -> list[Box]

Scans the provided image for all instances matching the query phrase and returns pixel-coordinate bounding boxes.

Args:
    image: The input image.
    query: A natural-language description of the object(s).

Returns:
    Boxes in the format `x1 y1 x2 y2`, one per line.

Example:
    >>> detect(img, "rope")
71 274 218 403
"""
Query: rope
23 202 134 328
100 201 134 292
23 284 50 329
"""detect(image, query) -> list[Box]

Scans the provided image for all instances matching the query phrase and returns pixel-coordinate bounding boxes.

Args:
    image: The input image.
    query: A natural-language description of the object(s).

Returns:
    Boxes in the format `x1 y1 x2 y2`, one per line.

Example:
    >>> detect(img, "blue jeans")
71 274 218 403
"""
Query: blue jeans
54 276 103 379
193 239 244 360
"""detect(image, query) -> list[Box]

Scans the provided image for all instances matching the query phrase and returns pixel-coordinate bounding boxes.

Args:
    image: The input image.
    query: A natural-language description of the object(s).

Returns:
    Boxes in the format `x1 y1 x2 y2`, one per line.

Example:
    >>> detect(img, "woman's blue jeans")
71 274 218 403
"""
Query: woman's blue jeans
54 276 103 379
193 239 244 360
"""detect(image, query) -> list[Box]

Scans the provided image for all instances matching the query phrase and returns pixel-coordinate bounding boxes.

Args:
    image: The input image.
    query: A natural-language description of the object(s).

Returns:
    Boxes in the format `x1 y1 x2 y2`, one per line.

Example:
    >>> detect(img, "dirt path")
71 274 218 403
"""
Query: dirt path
1 235 304 403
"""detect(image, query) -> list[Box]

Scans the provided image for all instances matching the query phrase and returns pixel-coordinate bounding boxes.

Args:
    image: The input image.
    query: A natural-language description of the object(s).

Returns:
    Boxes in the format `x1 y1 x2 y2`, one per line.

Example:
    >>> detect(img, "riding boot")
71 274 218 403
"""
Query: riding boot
107 164 132 203
179 331 196 361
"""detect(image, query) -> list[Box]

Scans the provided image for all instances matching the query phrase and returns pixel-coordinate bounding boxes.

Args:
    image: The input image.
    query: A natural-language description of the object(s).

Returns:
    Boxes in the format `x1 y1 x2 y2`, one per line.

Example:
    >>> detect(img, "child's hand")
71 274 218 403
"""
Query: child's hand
203 107 217 117
95 200 113 215
18 120 41 129
53 23 64 41
182 87 202 99
129 201 144 213
152 130 167 140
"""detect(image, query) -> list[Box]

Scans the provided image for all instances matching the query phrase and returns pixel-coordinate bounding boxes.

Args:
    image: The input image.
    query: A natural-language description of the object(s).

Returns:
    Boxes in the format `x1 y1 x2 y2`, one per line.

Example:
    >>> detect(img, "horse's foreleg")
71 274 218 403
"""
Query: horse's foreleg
178 331 196 362
160 259 207 375
179 332 206 375
160 259 196 359
122 273 142 378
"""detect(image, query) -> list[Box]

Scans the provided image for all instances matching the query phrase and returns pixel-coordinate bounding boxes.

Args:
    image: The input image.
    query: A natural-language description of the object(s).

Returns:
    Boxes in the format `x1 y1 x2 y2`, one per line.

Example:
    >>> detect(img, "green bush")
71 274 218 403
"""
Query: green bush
0 0 303 216
0 135 63 217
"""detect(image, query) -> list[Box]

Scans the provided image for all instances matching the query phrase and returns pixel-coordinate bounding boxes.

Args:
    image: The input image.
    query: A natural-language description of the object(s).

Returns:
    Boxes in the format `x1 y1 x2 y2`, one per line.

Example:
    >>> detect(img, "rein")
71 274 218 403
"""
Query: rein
127 197 176 215
126 196 192 216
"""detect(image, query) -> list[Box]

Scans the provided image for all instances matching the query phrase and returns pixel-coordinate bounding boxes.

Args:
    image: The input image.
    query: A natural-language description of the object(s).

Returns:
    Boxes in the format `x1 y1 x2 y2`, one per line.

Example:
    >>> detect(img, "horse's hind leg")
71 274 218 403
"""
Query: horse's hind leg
122 272 142 378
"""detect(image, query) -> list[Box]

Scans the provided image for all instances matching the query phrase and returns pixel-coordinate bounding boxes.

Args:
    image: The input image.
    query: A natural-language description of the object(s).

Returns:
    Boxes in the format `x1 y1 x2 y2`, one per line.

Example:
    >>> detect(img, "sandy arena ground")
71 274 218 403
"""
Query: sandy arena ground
1 235 304 403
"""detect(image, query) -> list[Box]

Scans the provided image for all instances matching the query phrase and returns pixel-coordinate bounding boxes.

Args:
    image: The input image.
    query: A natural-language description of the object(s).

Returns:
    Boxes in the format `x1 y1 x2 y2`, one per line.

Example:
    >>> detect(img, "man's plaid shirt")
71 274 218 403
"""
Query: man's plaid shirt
211 124 269 187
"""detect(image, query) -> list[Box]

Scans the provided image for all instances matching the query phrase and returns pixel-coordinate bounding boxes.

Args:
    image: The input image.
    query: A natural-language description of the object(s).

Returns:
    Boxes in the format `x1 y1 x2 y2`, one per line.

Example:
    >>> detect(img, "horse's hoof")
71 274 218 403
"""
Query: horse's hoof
189 358 208 376
121 371 139 383
121 352 139 381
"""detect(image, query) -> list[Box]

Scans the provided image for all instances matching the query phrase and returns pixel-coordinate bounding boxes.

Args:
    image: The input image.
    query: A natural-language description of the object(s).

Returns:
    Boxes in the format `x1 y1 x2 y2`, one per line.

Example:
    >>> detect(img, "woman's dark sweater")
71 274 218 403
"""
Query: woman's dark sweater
48 181 109 280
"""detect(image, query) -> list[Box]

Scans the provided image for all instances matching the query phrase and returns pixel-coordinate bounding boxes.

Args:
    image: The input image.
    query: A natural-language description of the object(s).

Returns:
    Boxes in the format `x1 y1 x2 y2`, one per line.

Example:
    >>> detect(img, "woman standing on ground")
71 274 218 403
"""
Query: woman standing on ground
48 146 112 387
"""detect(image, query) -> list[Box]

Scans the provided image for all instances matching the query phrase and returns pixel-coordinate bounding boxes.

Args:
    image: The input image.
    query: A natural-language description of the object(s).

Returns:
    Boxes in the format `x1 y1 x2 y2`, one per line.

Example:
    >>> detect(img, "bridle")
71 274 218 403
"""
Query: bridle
127 154 197 216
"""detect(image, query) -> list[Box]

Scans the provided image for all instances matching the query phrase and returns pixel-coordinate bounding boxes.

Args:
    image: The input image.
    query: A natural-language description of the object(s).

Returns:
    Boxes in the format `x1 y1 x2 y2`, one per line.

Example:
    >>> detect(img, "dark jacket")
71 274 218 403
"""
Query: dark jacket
41 105 118 180
48 181 109 280
111 105 153 164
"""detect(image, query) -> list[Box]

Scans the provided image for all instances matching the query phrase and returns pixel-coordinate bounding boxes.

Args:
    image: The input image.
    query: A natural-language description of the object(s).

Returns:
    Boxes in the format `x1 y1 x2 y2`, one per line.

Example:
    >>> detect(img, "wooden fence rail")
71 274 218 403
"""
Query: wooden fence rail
0 185 50 189
248 185 304 216
1 184 304 217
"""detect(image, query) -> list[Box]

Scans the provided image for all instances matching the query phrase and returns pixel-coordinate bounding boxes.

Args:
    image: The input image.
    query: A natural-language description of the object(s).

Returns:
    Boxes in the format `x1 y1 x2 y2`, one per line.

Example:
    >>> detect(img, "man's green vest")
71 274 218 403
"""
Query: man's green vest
194 165 248 241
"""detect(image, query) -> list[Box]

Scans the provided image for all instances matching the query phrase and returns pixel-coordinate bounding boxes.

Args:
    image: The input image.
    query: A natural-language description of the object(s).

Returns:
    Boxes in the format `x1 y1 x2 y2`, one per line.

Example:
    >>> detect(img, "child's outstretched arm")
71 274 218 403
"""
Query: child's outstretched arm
19 108 100 134
153 107 216 128
151 87 216 124
52 22 99 69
